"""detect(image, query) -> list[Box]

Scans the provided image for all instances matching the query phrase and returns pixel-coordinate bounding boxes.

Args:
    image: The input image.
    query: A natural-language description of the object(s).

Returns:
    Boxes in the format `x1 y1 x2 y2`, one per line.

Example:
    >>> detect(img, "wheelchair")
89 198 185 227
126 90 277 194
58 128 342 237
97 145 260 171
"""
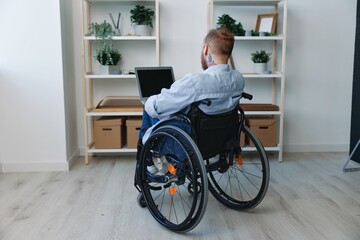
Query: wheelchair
135 93 270 232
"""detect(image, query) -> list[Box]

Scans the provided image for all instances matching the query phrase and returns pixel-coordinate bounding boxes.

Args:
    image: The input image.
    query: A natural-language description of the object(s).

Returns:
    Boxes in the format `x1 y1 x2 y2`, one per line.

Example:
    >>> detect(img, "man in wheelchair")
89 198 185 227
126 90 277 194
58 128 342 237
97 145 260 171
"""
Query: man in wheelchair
134 27 245 190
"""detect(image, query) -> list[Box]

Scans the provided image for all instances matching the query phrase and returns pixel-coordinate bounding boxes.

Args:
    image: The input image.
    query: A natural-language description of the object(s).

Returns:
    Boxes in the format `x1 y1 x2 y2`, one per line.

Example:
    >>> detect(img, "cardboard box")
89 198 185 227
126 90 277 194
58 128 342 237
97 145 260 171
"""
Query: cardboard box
246 117 277 147
126 117 142 148
95 117 125 149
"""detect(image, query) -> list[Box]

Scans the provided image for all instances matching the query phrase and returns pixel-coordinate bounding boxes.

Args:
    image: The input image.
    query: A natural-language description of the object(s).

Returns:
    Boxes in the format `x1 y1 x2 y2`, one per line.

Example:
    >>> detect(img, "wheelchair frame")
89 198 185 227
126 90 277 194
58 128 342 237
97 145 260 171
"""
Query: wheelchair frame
135 93 270 232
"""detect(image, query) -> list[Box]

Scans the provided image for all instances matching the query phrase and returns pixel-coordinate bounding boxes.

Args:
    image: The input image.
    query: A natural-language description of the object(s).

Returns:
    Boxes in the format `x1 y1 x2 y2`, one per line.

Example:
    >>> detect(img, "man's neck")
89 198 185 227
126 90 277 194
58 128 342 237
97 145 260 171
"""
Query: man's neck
214 55 229 65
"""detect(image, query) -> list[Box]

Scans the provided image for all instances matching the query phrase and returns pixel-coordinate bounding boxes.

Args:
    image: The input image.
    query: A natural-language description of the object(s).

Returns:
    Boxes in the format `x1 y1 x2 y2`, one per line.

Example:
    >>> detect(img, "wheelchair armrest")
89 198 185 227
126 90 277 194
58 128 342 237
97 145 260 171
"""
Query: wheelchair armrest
242 92 253 100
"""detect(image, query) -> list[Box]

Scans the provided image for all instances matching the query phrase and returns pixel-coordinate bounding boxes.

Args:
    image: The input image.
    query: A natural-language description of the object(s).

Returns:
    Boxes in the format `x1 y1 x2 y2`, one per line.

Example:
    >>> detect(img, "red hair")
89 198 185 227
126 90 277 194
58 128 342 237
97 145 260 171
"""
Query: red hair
203 28 235 57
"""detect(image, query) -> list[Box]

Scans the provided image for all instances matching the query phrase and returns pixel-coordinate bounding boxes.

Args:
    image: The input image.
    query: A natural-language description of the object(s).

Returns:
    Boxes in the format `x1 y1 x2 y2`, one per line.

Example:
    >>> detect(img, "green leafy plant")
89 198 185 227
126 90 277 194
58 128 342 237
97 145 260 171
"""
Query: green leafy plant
130 5 155 28
251 50 271 63
217 14 245 36
96 46 121 66
251 30 275 37
86 20 114 53
251 30 259 36
86 21 114 39
86 21 121 66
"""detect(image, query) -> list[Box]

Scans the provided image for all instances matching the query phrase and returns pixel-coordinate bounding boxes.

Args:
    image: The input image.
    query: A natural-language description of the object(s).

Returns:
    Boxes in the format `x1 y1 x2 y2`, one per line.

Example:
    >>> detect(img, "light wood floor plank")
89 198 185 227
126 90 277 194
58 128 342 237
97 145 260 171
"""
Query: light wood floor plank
0 152 360 240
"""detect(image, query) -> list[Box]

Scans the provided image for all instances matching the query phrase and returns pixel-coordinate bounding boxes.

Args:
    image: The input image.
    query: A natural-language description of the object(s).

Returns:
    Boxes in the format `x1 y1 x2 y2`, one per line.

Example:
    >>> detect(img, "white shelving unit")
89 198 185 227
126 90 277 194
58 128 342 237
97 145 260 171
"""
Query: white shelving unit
209 0 287 162
81 0 159 164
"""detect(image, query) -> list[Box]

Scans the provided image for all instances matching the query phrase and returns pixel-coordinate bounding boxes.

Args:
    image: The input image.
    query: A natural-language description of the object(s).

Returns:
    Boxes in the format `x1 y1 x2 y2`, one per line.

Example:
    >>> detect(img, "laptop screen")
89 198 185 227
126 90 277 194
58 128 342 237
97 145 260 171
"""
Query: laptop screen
135 67 175 101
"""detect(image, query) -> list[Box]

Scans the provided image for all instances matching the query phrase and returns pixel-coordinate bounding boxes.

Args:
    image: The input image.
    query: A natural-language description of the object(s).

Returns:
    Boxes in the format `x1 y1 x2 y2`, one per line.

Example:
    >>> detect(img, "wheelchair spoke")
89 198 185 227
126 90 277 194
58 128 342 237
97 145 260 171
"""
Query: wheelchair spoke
233 163 262 192
176 186 189 218
146 167 204 227
231 166 244 200
229 166 253 199
207 152 266 205
170 195 179 224
177 185 192 209
160 188 166 212
139 125 208 232
233 165 263 179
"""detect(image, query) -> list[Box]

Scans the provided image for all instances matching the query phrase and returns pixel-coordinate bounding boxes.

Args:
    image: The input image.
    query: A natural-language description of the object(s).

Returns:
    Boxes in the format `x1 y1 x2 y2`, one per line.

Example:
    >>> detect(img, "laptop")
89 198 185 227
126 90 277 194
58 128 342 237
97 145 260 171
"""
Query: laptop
135 66 175 104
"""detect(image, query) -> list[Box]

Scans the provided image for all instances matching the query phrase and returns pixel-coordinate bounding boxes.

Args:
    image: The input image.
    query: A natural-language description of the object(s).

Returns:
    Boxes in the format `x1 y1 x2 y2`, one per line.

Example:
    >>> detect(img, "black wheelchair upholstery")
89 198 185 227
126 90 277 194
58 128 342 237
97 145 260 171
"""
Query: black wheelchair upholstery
187 101 241 160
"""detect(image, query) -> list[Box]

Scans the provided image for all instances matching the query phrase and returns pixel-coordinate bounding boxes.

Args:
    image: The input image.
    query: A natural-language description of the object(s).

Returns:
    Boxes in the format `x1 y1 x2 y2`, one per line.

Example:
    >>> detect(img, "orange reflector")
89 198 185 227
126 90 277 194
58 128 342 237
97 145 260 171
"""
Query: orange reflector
169 186 177 195
236 156 243 166
167 163 176 175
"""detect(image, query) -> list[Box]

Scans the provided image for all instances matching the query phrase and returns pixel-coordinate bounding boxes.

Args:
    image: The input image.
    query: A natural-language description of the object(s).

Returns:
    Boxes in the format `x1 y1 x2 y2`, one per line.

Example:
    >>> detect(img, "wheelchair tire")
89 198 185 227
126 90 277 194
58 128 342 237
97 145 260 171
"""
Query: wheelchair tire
207 125 270 211
138 126 208 232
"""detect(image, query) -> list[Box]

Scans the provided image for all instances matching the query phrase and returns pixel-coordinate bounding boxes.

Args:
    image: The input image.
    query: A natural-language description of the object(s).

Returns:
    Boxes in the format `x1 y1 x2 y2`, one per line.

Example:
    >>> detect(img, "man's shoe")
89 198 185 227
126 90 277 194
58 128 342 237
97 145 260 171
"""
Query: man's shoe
147 165 159 175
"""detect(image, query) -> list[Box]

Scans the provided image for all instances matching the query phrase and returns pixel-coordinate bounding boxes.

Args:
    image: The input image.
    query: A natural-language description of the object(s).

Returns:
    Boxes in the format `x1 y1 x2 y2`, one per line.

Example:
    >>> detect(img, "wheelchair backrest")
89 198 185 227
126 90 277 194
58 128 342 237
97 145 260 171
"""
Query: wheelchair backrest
189 103 240 159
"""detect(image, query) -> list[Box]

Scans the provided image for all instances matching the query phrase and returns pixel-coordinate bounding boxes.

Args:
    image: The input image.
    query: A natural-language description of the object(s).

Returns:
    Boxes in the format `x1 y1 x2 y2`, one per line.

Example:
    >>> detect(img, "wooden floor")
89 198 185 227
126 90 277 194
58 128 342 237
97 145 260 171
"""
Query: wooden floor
0 152 360 240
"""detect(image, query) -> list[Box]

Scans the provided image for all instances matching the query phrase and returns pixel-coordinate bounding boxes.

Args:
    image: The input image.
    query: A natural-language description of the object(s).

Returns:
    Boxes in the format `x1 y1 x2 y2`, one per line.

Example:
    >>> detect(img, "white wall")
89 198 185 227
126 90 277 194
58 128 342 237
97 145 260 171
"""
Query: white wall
75 0 357 154
284 0 356 151
0 0 69 172
60 0 81 166
0 0 356 172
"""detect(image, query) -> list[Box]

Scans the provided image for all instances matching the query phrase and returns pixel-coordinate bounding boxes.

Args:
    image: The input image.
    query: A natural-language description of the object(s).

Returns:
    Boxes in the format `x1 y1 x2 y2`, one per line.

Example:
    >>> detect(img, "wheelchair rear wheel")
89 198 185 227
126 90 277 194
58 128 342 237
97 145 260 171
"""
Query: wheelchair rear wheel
138 126 208 232
206 125 270 211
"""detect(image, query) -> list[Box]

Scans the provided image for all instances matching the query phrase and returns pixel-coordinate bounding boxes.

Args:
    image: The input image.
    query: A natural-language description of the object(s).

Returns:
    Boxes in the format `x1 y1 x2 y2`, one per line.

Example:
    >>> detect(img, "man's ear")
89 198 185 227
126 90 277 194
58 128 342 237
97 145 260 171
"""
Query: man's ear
203 44 209 56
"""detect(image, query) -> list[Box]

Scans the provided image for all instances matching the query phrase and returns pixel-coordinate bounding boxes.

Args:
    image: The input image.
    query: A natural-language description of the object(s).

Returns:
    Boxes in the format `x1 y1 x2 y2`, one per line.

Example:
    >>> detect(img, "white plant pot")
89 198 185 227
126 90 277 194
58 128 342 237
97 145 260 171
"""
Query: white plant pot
254 63 267 74
134 24 151 36
99 65 121 75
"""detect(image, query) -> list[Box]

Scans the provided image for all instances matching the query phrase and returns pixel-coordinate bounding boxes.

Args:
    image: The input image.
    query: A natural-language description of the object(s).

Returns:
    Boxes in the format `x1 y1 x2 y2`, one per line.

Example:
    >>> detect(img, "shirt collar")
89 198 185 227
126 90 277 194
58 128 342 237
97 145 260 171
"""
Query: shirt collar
203 64 230 73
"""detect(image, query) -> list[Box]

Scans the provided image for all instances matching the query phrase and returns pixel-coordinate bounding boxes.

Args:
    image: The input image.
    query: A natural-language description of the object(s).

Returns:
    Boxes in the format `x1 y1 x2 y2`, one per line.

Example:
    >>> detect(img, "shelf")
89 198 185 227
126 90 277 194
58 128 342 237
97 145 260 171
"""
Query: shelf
88 146 137 153
82 0 160 164
84 36 157 41
86 110 279 117
86 109 280 116
244 111 281 116
243 73 282 78
85 73 136 79
86 110 142 116
88 146 280 154
210 0 287 163
242 146 280 152
86 72 282 79
235 35 283 41
86 0 156 4
213 0 283 6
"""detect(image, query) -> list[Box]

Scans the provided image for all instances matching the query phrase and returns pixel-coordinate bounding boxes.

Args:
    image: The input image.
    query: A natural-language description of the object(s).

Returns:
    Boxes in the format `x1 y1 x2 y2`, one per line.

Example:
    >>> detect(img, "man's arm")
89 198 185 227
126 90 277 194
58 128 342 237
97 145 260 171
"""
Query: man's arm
145 74 197 118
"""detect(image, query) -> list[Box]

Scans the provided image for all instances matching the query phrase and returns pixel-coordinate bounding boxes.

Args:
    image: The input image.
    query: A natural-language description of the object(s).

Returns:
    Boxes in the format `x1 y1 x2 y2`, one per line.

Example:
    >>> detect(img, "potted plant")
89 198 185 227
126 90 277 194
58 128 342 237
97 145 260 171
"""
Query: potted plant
87 21 122 74
130 5 155 36
86 20 114 40
251 50 271 74
251 30 275 37
217 14 245 36
96 46 122 74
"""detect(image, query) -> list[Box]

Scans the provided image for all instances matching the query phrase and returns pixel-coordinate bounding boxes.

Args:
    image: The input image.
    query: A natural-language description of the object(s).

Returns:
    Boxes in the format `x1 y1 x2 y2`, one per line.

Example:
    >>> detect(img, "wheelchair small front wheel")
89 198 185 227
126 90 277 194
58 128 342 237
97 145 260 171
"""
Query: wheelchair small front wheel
138 126 208 232
137 193 147 208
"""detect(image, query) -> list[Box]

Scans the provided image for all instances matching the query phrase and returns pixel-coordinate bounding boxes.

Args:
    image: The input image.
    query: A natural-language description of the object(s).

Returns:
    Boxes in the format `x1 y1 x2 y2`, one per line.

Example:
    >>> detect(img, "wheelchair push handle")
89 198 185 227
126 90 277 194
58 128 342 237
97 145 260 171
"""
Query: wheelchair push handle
242 92 253 100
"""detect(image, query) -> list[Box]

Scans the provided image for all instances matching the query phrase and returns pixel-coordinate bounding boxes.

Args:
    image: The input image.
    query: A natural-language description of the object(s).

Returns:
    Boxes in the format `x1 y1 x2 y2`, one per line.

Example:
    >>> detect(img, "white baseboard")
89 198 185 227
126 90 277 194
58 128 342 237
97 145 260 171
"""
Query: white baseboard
0 145 349 172
1 150 80 173
283 144 349 153
79 144 350 155
2 161 69 173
